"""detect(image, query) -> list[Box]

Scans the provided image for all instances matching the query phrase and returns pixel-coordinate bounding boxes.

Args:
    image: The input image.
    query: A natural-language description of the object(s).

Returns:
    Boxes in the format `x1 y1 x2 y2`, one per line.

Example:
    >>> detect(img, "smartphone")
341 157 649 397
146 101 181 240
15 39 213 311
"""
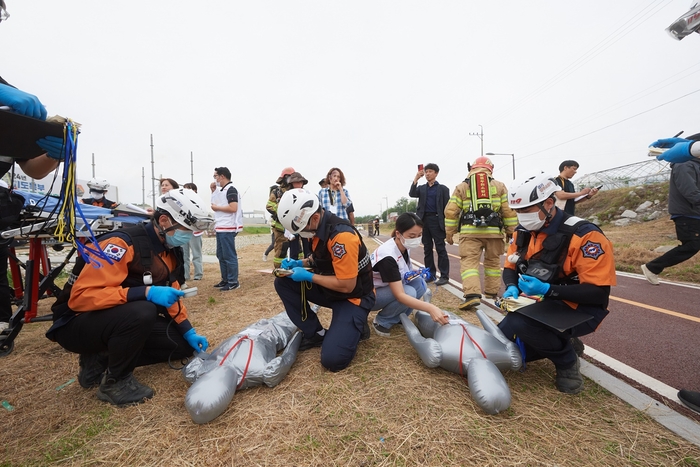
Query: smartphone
418 164 424 171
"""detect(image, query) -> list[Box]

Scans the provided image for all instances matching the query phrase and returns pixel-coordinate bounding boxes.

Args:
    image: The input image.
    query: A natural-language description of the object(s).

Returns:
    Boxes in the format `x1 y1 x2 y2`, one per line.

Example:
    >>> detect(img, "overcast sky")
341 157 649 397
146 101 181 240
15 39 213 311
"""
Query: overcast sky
4 1 699 217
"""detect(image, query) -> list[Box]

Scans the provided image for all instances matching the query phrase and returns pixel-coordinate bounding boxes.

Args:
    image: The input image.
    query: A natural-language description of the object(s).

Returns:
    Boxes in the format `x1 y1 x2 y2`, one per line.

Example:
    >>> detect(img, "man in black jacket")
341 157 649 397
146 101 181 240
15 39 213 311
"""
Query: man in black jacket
409 163 450 285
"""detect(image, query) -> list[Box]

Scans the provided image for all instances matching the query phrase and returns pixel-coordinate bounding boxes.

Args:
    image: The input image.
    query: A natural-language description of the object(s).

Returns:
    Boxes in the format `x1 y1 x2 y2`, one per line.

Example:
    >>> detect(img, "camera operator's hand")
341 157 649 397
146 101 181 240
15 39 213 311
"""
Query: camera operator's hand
0 83 47 120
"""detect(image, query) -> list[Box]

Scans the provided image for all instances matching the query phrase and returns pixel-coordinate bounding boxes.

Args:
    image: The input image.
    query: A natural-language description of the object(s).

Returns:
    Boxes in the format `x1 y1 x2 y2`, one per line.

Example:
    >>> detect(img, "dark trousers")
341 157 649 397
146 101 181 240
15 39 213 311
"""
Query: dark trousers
498 301 603 370
647 217 700 274
53 301 192 380
421 214 450 278
0 242 11 322
288 235 311 260
274 277 372 372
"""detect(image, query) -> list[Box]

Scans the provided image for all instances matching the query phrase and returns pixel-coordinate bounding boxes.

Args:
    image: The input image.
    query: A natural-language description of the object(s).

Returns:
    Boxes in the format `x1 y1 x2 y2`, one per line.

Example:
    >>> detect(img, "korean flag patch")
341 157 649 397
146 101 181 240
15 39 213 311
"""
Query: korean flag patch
103 243 127 261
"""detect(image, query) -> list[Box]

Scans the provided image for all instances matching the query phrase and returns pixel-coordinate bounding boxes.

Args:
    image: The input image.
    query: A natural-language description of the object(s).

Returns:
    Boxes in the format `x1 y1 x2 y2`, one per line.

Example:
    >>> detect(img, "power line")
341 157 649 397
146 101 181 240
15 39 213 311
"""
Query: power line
518 87 700 160
518 60 700 151
485 0 674 129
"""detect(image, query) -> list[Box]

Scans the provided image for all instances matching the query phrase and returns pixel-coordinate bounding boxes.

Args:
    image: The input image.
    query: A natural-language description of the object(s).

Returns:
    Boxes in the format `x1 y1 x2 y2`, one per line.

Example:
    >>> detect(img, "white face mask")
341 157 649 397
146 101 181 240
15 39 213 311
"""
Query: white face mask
516 211 545 231
298 231 315 239
90 190 104 200
400 234 422 249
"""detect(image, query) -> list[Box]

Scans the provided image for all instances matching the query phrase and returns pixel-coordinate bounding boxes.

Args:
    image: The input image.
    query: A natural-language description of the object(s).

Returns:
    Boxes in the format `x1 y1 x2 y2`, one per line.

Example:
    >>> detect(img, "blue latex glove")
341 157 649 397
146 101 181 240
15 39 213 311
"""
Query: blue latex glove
657 141 694 164
649 137 689 149
518 275 551 296
289 267 314 282
36 136 65 160
183 328 209 352
0 83 48 120
146 286 185 307
281 258 303 270
502 285 520 299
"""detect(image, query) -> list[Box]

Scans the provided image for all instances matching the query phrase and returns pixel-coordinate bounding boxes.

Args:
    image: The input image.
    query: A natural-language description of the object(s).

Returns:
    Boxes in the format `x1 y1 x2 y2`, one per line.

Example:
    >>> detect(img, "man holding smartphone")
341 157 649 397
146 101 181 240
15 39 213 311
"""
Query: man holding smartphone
409 163 451 286
553 160 598 215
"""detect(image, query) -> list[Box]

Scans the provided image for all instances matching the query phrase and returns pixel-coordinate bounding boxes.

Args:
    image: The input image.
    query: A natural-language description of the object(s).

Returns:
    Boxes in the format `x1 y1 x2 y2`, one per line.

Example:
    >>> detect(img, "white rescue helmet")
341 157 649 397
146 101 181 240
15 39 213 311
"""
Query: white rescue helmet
87 177 110 191
156 188 215 231
277 188 320 234
508 173 561 209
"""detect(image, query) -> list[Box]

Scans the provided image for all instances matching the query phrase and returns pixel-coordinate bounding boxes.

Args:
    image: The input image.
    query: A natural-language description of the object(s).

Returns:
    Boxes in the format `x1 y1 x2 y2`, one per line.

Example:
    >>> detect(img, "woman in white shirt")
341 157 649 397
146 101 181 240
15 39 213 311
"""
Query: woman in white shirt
370 213 448 337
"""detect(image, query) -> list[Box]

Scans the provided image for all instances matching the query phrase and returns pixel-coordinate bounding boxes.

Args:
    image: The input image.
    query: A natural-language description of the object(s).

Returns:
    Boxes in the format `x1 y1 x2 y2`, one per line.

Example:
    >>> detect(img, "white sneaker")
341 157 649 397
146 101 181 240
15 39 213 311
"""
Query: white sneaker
641 264 660 285
262 254 268 262
0 322 9 333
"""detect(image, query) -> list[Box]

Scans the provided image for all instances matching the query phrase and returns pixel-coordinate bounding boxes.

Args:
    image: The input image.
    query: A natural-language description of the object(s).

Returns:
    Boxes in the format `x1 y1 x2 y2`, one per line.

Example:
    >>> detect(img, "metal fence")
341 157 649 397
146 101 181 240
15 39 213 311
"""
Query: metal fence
576 159 671 191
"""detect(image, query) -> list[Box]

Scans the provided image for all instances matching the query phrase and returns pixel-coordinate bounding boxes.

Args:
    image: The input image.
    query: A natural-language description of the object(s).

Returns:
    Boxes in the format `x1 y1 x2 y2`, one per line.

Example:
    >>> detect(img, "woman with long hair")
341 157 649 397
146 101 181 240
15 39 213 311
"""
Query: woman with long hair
370 212 448 337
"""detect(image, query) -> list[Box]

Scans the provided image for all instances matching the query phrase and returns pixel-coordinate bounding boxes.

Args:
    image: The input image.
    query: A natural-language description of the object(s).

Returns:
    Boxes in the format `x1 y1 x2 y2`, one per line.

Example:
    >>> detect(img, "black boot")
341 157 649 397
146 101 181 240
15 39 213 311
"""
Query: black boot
78 352 109 389
96 373 154 407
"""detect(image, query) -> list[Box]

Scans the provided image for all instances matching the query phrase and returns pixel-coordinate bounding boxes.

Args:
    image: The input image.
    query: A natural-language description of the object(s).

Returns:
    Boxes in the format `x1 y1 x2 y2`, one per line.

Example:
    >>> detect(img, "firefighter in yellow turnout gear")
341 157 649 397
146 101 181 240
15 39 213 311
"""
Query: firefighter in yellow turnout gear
266 167 296 268
444 157 518 311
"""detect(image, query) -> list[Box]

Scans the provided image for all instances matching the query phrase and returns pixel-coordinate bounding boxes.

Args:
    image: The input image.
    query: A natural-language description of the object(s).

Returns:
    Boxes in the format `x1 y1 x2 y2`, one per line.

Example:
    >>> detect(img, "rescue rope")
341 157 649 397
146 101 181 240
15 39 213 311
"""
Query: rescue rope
53 119 112 267
219 335 254 390
300 280 313 321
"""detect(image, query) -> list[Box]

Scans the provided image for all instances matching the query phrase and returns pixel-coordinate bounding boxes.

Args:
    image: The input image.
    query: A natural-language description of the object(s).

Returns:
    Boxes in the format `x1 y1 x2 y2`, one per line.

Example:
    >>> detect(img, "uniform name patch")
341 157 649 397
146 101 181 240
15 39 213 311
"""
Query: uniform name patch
331 242 347 259
581 240 604 260
103 243 127 261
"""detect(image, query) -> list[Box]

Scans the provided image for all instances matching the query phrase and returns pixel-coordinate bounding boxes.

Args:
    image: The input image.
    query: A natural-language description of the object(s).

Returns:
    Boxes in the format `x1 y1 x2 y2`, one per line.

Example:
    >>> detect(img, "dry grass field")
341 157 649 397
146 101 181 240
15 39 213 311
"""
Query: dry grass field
2 233 700 466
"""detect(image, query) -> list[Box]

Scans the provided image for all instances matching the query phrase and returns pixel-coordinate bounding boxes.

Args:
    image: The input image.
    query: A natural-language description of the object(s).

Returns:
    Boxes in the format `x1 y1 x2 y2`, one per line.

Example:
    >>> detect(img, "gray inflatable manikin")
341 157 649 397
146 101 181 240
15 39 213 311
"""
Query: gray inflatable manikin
399 309 522 415
182 311 302 424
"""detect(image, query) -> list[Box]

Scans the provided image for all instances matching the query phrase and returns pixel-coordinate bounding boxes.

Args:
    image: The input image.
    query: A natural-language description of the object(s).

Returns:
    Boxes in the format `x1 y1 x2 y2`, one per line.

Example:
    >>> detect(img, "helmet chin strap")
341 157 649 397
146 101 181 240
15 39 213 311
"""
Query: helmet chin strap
537 201 555 220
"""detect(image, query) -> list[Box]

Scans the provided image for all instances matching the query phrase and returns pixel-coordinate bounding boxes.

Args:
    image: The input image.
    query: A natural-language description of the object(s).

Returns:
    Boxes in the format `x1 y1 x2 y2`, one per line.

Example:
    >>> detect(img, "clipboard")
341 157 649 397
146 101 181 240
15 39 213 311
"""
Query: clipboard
514 301 593 332
0 109 64 160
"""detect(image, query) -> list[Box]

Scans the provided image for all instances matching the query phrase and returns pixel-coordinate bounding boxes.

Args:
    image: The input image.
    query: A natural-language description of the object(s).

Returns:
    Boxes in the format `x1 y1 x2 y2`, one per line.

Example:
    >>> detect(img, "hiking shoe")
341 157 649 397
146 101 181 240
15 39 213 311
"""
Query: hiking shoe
571 337 585 357
78 352 108 388
678 389 700 414
483 293 498 301
372 321 391 337
220 283 241 291
641 264 660 285
262 254 268 262
459 295 481 311
213 280 227 288
435 276 449 286
555 357 584 394
96 373 154 407
299 332 325 351
0 322 8 333
360 320 371 341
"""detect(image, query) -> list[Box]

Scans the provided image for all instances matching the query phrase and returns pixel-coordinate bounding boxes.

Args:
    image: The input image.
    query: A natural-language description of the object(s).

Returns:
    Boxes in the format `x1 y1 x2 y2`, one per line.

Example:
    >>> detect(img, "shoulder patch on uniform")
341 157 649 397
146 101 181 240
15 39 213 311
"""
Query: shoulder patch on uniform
331 241 347 259
103 243 127 261
580 240 604 260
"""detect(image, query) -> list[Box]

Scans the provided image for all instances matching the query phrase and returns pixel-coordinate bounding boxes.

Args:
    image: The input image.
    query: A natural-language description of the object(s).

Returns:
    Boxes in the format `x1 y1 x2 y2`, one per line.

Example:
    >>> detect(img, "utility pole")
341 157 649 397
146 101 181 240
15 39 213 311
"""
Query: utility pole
486 152 516 179
91 153 95 177
190 151 194 183
150 134 156 208
469 124 484 156
383 196 389 222
141 167 145 205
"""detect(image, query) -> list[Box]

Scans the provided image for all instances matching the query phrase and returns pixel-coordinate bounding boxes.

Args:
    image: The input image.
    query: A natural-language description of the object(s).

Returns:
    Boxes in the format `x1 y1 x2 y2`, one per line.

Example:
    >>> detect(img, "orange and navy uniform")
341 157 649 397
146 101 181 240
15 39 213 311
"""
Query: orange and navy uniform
503 211 616 310
310 212 374 307
81 197 118 209
48 223 191 339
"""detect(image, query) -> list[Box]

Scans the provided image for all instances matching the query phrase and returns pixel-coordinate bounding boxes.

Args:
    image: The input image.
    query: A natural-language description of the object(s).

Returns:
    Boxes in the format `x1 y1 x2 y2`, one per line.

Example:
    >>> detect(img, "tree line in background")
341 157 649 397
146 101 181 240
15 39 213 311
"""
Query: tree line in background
355 197 417 225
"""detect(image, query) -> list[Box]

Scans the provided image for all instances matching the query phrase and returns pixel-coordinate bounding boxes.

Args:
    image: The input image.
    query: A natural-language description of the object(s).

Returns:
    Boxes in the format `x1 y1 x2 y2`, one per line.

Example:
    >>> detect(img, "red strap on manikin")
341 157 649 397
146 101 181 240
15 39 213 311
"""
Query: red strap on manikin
219 335 254 390
458 324 488 382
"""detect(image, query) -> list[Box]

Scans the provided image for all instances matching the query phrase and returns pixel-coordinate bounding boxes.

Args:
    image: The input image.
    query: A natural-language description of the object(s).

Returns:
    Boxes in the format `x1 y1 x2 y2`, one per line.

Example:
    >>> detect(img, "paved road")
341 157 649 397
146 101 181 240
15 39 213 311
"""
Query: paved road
368 233 700 397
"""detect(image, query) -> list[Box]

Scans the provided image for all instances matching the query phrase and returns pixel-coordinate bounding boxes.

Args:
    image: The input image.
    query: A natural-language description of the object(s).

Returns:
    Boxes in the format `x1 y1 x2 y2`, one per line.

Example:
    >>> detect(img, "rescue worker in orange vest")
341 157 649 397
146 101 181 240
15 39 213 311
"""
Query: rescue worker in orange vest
498 173 616 394
81 177 119 209
273 188 375 372
46 189 214 406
